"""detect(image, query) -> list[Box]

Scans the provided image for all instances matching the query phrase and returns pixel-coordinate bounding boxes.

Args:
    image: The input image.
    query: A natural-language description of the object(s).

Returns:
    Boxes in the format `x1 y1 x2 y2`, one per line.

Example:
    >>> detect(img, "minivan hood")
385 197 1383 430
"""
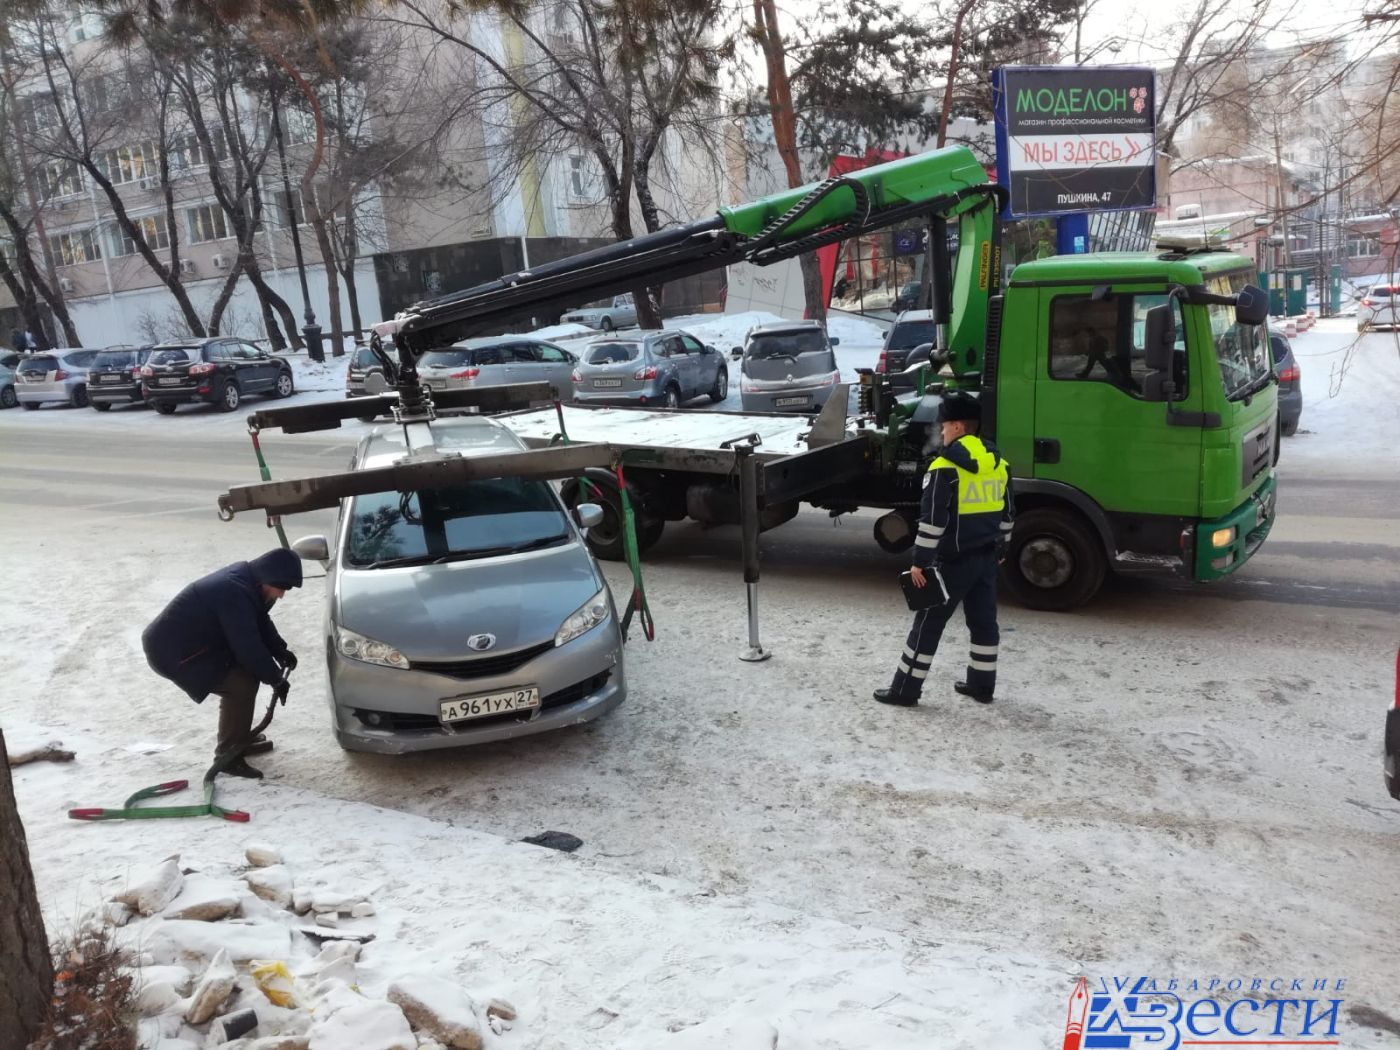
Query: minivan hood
335 541 602 659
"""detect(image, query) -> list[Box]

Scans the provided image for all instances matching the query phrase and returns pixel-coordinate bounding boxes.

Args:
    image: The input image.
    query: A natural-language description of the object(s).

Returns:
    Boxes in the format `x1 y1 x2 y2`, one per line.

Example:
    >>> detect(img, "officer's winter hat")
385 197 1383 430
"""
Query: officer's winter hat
250 548 303 589
938 391 981 424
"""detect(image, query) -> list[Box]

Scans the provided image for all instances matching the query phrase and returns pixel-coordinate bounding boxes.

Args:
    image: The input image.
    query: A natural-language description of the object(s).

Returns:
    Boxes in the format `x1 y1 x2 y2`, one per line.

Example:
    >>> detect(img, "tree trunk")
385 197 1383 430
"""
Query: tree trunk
307 212 345 356
0 251 55 351
753 0 825 321
0 728 52 1049
336 206 363 340
243 265 303 351
632 165 666 326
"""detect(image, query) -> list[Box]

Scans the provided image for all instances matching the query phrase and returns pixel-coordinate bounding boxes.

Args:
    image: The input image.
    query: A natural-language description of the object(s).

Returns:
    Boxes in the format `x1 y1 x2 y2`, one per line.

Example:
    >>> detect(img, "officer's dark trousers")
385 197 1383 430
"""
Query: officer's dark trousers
889 550 999 700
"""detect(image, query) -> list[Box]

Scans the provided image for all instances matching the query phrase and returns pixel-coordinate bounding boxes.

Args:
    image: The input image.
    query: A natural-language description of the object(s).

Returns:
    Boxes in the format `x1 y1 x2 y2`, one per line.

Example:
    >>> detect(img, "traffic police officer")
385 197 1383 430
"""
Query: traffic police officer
874 392 1013 706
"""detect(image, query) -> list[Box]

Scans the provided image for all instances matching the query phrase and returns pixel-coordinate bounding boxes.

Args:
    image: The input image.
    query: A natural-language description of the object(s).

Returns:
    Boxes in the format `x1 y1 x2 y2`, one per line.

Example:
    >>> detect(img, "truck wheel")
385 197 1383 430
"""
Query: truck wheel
1002 507 1106 611
563 472 664 561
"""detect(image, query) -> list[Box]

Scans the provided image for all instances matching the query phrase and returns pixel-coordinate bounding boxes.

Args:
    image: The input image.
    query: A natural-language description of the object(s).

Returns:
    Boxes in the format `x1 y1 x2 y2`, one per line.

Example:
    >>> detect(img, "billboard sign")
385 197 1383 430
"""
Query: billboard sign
993 66 1157 219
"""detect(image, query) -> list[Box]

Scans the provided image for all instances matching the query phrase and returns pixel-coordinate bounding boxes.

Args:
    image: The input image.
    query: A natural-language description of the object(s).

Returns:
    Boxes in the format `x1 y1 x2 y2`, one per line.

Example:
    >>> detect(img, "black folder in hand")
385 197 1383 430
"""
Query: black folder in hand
900 566 950 612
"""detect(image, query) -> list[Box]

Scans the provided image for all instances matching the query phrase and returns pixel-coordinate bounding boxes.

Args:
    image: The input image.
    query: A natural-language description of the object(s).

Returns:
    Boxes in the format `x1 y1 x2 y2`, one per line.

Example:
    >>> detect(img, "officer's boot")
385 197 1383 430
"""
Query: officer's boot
874 669 920 707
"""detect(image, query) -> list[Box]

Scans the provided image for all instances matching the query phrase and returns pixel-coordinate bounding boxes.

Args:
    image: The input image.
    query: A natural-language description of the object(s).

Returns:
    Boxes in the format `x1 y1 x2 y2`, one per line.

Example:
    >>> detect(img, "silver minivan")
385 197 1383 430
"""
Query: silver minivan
16 349 99 409
736 322 841 413
418 336 577 399
572 329 727 408
293 416 626 754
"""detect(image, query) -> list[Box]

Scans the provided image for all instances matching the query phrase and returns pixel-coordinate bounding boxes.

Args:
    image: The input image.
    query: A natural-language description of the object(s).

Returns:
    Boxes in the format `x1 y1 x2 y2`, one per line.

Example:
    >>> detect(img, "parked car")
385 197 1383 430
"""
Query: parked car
875 310 938 376
560 294 637 332
1357 284 1399 331
0 362 16 409
87 345 155 411
893 279 924 313
417 336 577 401
16 349 99 409
1 351 24 370
142 337 294 413
735 321 842 413
291 414 626 753
572 329 727 408
346 344 390 421
1270 331 1302 436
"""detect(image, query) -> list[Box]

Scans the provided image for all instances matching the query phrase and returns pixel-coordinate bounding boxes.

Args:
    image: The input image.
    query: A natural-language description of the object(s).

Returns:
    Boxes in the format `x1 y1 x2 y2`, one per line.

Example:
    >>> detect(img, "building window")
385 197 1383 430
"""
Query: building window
568 154 588 197
167 128 228 172
37 161 83 199
1347 234 1381 257
270 187 308 228
48 228 102 267
68 11 103 43
186 204 230 244
95 144 152 185
107 214 170 257
18 93 60 135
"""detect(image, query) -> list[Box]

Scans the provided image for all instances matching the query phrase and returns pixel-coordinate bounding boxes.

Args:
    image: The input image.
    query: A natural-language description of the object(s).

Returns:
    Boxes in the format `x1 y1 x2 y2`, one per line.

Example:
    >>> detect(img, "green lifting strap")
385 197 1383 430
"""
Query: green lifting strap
551 402 654 642
248 427 290 549
67 678 289 823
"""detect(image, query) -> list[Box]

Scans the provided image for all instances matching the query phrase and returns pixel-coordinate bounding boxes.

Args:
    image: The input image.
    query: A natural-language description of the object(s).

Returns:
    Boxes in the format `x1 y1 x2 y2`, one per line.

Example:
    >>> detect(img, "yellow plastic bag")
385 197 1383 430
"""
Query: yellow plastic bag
249 960 297 1008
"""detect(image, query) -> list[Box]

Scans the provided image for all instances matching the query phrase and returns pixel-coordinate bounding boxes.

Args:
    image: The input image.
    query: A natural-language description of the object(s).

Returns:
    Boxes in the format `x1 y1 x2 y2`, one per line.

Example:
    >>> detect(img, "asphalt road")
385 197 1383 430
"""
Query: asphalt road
3 411 1400 1026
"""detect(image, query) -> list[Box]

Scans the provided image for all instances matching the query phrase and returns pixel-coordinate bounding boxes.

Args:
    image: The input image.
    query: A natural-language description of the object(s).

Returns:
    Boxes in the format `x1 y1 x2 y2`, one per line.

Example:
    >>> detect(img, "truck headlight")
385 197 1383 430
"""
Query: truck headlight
1211 526 1237 548
555 587 611 647
335 625 408 669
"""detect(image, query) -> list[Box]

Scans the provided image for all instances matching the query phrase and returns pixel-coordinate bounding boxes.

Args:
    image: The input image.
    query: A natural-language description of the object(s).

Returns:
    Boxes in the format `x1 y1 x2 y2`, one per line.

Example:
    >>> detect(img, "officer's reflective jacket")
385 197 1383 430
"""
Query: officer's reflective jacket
913 434 1014 567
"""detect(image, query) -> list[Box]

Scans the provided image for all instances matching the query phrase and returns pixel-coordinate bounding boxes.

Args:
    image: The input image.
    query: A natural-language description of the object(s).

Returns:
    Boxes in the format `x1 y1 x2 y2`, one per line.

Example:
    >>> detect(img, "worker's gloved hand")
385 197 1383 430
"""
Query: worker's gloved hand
995 541 1009 565
279 650 298 672
272 679 290 705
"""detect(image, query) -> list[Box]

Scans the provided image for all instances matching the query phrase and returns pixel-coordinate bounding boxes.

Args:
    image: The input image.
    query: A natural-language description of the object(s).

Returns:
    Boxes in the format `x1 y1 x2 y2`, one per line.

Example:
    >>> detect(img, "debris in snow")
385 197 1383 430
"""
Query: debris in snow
122 964 194 996
245 844 283 868
244 865 294 909
310 888 361 914
309 986 415 1050
97 901 134 927
388 978 485 1050
136 918 292 964
135 976 184 1017
297 925 375 945
184 948 237 1024
113 856 185 916
122 740 173 755
244 1038 311 1050
164 874 243 922
521 830 583 852
291 888 313 915
313 912 338 928
350 901 375 918
663 1017 780 1048
485 998 517 1023
295 941 359 986
7 739 75 765
208 1005 260 1042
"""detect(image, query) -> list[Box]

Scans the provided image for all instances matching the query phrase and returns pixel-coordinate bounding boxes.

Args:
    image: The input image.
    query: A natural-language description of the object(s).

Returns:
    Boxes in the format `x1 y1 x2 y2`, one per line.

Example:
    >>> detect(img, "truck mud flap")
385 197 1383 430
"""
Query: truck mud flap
1386 649 1400 802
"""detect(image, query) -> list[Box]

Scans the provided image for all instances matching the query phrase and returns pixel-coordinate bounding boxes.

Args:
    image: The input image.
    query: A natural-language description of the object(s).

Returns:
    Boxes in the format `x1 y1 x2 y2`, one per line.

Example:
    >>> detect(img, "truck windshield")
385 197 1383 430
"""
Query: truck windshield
345 479 569 567
1205 273 1270 398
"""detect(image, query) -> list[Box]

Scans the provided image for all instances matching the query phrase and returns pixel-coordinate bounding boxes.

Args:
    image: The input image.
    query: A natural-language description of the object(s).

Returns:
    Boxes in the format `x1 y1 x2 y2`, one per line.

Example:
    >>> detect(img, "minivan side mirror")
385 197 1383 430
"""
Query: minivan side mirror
292 534 330 564
730 346 743 360
703 344 716 355
1235 284 1268 326
829 337 840 347
575 503 604 529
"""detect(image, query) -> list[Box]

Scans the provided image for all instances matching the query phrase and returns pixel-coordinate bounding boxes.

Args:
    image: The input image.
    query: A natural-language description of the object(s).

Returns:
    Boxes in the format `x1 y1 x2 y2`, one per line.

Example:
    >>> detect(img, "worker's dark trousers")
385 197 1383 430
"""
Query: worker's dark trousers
212 666 258 758
889 550 1000 700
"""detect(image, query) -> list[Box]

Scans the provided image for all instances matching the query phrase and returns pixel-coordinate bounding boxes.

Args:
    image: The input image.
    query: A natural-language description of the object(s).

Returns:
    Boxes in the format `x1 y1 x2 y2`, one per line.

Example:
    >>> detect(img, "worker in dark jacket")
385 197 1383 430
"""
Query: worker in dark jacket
142 548 302 778
875 392 1013 707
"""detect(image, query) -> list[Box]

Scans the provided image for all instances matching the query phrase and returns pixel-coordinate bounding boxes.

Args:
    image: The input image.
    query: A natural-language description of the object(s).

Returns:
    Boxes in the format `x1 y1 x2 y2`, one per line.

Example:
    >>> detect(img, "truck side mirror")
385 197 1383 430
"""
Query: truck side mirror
1235 285 1268 326
1143 305 1175 372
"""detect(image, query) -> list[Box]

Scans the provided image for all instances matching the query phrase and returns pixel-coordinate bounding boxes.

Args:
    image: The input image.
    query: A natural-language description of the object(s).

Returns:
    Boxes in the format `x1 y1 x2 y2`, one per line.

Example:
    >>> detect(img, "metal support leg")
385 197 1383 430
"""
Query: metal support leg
736 445 771 662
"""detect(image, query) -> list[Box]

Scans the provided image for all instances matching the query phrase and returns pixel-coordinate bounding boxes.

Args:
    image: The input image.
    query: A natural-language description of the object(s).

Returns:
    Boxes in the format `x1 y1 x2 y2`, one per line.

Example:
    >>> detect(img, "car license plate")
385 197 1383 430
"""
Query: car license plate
775 396 809 407
440 687 540 723
593 378 623 388
157 377 181 386
100 375 121 383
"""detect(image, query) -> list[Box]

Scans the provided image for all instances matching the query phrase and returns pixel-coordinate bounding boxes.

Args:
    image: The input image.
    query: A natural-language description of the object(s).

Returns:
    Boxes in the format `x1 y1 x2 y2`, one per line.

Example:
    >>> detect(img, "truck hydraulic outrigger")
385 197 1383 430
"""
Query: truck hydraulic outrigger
216 147 1008 658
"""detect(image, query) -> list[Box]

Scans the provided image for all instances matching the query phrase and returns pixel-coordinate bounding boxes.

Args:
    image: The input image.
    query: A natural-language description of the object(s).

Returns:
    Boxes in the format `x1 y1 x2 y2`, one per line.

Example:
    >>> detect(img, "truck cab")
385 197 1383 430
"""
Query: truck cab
992 250 1278 610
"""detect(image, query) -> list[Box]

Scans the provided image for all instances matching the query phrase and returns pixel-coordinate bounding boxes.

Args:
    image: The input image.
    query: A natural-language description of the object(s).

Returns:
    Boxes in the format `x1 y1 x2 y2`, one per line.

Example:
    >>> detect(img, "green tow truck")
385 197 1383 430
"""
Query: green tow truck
217 144 1278 618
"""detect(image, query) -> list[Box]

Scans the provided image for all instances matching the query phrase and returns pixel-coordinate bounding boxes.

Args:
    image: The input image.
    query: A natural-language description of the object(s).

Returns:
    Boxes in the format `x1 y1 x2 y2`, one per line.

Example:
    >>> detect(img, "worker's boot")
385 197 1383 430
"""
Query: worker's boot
221 757 264 780
954 680 994 704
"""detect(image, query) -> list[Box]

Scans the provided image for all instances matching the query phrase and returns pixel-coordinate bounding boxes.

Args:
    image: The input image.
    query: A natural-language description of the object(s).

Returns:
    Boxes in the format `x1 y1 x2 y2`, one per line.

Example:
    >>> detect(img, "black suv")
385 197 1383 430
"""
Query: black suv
142 337 294 413
88 345 154 411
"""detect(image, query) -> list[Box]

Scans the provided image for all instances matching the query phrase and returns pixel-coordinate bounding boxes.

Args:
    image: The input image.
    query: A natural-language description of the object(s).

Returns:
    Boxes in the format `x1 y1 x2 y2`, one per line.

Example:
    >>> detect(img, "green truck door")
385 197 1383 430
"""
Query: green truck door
1031 286 1203 520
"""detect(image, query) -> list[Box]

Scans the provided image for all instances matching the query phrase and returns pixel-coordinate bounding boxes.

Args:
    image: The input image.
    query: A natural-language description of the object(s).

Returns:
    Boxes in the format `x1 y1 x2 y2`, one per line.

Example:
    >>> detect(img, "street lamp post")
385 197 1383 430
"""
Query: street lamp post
270 92 323 363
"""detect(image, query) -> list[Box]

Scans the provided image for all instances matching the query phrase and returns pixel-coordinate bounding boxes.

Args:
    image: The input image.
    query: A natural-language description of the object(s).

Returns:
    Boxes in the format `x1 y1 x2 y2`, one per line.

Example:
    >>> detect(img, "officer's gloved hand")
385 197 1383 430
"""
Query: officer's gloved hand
280 650 298 672
995 541 1009 565
272 679 290 705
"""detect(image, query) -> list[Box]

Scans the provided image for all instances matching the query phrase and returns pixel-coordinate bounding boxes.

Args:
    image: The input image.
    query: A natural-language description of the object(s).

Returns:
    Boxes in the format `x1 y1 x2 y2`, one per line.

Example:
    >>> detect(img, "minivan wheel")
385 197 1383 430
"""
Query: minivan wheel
709 367 728 403
153 401 177 415
219 380 241 412
275 371 295 398
1001 507 1107 612
663 386 680 409
0 386 16 409
70 385 88 408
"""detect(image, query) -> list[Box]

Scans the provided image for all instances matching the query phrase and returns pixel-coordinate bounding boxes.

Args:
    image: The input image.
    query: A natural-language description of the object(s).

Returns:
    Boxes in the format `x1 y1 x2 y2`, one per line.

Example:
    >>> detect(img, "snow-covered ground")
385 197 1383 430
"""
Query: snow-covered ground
4 312 1400 1048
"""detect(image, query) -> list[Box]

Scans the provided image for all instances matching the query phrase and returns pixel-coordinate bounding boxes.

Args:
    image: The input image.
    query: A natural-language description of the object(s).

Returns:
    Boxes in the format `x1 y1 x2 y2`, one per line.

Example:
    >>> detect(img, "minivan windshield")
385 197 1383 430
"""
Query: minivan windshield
744 331 836 380
345 479 570 568
1205 272 1270 399
585 341 640 365
149 348 193 366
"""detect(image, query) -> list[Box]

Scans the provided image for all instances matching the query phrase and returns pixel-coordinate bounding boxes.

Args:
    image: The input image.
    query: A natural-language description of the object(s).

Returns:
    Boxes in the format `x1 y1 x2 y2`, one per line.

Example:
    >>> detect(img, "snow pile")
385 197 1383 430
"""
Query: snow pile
89 847 512 1050
526 322 597 342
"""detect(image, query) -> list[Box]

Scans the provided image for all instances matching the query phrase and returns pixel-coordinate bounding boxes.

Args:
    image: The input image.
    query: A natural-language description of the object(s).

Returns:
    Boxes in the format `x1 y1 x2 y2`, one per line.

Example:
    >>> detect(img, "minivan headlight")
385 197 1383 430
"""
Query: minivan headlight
555 587 611 647
335 625 408 669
